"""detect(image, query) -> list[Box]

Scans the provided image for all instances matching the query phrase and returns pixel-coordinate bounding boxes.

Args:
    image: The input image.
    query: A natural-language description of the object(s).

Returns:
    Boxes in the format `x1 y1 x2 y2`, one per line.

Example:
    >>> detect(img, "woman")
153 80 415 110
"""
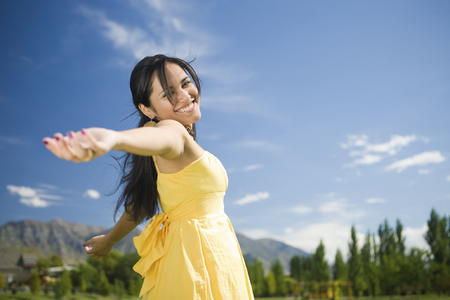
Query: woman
43 55 254 299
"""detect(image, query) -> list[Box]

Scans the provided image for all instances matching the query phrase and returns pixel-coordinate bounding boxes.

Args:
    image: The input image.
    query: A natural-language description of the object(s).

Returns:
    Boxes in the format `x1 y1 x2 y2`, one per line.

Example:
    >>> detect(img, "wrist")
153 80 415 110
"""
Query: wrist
111 131 124 152
104 233 119 246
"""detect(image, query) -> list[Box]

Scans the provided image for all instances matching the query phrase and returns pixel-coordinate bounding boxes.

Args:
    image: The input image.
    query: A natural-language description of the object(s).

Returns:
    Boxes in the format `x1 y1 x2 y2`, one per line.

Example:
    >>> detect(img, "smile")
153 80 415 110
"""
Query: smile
176 101 195 113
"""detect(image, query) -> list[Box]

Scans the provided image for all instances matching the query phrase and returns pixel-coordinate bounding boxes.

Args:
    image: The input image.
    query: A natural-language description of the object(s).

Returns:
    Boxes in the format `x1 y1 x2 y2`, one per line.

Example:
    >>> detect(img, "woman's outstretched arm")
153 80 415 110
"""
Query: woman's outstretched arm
42 119 188 162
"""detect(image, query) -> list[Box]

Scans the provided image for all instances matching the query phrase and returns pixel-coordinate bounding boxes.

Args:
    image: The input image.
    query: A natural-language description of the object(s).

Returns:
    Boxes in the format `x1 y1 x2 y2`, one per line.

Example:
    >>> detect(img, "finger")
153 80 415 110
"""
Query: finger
44 134 67 159
54 133 74 160
61 133 83 163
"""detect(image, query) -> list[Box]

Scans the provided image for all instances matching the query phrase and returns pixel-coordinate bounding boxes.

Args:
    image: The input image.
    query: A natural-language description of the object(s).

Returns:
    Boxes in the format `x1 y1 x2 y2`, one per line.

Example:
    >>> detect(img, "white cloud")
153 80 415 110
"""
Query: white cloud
20 197 50 208
282 222 354 262
386 151 446 173
318 193 366 219
418 168 433 175
234 191 269 206
350 154 382 167
83 189 101 199
291 205 312 215
446 175 450 182
366 198 386 204
78 2 219 60
341 134 419 155
341 134 428 168
242 164 263 172
6 185 52 208
404 224 428 250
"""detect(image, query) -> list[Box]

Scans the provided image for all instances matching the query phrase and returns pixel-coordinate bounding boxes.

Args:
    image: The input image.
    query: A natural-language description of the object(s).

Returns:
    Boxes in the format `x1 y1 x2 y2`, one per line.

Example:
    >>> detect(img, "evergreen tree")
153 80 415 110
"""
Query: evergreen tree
55 270 72 299
96 272 111 296
265 270 277 296
313 240 330 282
29 270 40 296
404 248 428 296
361 231 378 296
49 254 64 267
396 219 406 255
271 259 287 296
425 209 450 295
253 258 266 297
114 279 125 300
332 249 347 281
348 225 364 296
79 263 99 292
378 220 400 297
290 255 301 281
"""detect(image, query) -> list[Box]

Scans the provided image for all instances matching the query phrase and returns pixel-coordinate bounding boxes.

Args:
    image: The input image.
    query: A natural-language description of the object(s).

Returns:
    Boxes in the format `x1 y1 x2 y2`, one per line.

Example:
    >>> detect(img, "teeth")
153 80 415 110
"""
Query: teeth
177 102 194 113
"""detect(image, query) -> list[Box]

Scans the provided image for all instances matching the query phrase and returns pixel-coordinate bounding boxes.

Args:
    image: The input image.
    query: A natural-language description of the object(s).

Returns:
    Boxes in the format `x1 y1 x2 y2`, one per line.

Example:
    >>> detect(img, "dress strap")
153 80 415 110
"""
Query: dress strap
152 156 160 174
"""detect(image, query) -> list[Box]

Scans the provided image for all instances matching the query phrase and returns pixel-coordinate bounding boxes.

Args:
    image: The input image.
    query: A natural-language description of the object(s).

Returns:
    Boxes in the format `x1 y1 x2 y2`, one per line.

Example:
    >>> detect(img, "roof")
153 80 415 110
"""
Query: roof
0 253 20 268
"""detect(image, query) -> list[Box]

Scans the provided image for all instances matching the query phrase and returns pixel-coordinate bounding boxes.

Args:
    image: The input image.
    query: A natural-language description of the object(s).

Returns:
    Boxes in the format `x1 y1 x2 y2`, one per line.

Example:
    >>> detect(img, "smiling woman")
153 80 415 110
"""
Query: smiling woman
42 55 254 300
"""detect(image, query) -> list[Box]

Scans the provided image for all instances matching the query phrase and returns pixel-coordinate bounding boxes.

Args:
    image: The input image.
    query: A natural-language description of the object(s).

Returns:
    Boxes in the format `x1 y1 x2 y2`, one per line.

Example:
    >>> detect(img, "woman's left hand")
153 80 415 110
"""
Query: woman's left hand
42 128 118 163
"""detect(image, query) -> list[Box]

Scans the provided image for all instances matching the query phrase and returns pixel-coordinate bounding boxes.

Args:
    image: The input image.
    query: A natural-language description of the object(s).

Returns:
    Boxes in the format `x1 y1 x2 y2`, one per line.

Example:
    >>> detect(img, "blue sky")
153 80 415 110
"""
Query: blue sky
1 0 449 262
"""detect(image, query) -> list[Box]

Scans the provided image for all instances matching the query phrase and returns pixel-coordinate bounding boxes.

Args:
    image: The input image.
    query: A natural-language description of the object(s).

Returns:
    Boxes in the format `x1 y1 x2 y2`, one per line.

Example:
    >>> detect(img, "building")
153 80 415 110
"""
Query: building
0 253 38 286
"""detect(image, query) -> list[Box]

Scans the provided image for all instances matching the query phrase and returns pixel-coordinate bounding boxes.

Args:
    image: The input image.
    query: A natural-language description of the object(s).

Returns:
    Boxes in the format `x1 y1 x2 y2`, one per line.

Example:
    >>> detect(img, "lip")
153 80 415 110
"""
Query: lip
175 101 196 113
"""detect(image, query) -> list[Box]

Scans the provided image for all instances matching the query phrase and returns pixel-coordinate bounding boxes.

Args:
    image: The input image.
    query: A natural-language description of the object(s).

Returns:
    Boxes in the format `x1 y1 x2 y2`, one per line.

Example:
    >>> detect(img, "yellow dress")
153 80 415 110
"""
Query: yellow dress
133 151 254 300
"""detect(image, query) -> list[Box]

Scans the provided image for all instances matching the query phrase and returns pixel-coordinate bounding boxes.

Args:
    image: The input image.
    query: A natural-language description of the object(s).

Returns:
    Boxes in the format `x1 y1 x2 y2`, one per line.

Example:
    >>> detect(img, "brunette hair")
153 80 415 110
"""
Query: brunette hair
114 55 201 223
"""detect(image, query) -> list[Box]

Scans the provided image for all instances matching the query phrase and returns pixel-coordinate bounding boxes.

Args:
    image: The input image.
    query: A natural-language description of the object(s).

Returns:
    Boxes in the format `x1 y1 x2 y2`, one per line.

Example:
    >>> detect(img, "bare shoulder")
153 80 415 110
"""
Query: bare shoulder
155 119 186 130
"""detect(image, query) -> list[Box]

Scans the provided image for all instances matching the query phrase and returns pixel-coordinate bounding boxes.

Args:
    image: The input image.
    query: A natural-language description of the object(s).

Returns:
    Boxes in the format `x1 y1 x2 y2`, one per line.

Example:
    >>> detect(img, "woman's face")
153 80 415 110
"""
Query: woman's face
142 63 201 127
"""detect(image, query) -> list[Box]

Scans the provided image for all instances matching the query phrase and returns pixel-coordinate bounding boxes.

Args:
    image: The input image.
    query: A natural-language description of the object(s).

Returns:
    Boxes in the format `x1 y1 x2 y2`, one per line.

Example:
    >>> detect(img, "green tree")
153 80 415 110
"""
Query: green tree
404 248 428 297
80 279 87 293
69 269 81 291
425 209 450 295
348 225 364 297
30 270 40 296
271 259 287 296
265 270 277 296
333 248 347 281
114 279 125 300
361 231 379 296
79 263 99 292
252 258 266 297
37 258 51 272
378 220 401 298
96 272 111 296
55 270 72 299
111 252 141 293
290 255 301 281
312 240 330 283
49 254 64 267
88 250 123 284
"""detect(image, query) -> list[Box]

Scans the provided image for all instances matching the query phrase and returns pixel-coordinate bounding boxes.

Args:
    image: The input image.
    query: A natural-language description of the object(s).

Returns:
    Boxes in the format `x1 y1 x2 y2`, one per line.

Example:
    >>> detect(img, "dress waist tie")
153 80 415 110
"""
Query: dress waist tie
132 192 225 297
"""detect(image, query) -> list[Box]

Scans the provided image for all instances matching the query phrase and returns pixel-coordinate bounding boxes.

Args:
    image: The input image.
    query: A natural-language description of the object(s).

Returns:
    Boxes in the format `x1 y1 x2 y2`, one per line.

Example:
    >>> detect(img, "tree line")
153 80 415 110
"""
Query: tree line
3 208 449 298
23 251 143 299
245 208 450 298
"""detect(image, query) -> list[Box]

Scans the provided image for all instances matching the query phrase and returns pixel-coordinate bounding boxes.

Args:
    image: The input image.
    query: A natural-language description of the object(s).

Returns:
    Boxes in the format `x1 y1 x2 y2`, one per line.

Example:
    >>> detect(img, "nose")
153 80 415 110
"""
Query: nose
172 87 190 104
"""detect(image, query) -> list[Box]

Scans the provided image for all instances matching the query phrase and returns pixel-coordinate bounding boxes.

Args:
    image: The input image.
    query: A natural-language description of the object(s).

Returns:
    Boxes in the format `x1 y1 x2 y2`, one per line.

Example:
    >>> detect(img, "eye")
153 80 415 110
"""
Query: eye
183 80 191 87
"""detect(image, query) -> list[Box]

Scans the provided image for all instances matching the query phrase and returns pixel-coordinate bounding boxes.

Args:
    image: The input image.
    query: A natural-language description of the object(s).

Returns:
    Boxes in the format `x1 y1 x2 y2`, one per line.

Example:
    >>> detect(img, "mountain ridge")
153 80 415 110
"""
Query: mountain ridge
0 219 308 271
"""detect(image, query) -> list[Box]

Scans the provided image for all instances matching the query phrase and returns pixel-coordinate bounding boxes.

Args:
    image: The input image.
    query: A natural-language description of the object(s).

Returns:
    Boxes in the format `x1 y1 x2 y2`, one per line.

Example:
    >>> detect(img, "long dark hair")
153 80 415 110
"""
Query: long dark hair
114 55 201 223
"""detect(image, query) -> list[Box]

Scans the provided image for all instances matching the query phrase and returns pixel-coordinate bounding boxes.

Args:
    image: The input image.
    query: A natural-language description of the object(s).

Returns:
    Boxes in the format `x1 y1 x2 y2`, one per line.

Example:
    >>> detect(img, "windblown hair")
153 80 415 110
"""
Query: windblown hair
114 55 201 223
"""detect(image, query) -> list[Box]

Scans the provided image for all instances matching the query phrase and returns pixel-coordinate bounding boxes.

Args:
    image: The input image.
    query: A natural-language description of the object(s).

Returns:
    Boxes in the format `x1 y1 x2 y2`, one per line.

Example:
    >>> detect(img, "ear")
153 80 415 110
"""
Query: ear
138 103 156 119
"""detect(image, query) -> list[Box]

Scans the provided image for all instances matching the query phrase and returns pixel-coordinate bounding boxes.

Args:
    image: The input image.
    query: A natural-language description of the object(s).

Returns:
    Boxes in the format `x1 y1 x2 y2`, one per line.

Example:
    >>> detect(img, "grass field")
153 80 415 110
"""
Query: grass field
1 292 450 300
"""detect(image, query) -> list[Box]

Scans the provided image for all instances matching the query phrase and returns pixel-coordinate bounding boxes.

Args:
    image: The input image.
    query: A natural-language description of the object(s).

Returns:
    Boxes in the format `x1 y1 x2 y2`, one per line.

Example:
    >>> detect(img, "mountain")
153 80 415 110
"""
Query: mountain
0 218 140 265
0 219 308 271
236 233 309 272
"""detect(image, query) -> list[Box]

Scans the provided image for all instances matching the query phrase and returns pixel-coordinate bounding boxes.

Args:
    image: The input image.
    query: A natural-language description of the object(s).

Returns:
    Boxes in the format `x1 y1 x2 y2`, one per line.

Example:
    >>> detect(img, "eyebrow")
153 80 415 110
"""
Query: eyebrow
158 76 190 96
